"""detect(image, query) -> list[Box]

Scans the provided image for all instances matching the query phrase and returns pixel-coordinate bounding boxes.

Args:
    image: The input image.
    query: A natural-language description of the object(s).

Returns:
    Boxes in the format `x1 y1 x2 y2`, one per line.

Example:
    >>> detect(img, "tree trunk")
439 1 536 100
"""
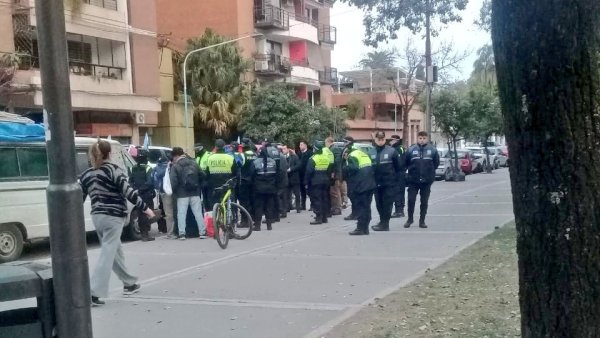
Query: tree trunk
492 1 600 336
402 104 410 146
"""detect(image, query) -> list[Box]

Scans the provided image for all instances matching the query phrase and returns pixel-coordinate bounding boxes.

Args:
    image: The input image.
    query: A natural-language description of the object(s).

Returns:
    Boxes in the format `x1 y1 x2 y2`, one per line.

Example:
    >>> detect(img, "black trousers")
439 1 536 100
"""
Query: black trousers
407 182 433 222
309 184 329 222
202 186 211 212
394 180 406 213
278 188 288 215
238 183 254 224
300 179 309 209
354 189 374 233
288 184 301 211
254 192 277 226
137 199 155 234
375 185 395 224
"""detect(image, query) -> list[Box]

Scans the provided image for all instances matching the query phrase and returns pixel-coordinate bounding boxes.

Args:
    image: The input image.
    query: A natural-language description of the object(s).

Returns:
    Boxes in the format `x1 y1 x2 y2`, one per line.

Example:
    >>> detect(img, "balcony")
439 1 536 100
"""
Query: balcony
254 5 290 30
319 25 337 45
254 54 291 77
319 67 338 85
82 0 118 10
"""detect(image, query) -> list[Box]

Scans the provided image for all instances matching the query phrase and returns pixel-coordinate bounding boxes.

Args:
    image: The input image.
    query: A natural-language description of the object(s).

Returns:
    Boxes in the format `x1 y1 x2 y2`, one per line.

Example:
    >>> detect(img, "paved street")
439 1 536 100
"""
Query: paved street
22 168 513 338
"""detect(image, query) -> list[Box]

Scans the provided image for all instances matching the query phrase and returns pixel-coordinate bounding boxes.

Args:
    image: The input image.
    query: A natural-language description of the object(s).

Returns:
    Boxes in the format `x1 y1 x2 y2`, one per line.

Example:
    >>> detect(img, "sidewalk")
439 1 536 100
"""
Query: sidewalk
65 170 514 337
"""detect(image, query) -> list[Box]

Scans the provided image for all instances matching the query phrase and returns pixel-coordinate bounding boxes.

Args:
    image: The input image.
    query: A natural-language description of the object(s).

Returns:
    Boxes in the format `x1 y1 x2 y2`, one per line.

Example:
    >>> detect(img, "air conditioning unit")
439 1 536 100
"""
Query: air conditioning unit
135 112 145 125
255 60 269 71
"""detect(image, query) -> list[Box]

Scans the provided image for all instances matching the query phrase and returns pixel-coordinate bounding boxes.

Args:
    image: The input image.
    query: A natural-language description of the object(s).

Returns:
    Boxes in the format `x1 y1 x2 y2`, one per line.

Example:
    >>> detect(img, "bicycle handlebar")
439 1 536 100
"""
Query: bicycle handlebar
216 177 238 191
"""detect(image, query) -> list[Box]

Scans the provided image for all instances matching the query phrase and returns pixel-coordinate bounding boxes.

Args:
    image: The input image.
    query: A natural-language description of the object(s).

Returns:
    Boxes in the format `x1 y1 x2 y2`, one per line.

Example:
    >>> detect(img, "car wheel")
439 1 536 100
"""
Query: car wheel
0 224 24 263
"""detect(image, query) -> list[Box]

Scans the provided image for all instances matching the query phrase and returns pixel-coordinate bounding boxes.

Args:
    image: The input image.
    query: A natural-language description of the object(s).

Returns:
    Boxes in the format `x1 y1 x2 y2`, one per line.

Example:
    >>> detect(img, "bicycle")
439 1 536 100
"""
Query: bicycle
212 177 253 249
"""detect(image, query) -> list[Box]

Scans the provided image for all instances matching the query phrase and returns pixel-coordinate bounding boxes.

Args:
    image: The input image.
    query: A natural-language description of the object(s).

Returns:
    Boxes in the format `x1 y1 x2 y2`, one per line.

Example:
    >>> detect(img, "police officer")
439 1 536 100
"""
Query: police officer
322 138 336 218
194 143 212 211
325 137 343 216
251 142 278 231
343 139 376 235
404 131 440 228
389 135 406 218
272 144 289 219
371 131 402 231
305 141 333 225
238 138 256 227
206 139 238 207
129 149 157 241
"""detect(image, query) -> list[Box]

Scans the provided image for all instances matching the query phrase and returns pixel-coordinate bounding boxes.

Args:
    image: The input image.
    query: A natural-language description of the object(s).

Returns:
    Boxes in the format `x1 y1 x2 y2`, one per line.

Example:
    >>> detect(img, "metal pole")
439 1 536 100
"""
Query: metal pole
34 1 93 337
394 104 397 134
183 33 263 152
369 68 373 92
425 0 432 136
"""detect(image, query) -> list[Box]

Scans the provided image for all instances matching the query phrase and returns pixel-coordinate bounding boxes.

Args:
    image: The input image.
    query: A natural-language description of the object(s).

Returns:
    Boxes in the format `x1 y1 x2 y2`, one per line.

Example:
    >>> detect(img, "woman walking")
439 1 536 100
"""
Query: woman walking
80 140 156 306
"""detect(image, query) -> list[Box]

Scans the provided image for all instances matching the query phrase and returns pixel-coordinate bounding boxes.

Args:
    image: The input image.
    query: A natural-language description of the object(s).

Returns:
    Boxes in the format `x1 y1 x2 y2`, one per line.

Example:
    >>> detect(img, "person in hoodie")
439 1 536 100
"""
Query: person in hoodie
250 141 278 231
304 141 333 225
205 139 239 207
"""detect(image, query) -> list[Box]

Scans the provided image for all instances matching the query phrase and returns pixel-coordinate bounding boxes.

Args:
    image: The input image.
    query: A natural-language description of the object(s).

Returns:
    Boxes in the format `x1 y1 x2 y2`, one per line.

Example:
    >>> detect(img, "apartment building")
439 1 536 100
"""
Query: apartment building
332 69 425 144
155 0 337 106
0 0 160 144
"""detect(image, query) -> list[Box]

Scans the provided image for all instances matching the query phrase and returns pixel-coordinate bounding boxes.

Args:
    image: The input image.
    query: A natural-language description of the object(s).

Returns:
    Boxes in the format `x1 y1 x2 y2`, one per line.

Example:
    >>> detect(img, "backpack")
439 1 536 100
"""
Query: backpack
152 163 167 191
181 161 200 192
130 165 150 190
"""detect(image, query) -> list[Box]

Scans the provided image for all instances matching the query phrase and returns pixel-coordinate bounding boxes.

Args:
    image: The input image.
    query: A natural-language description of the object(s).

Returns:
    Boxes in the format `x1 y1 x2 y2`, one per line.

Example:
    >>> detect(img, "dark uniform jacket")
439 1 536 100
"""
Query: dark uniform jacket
405 143 440 184
390 142 407 184
240 149 257 185
251 153 278 194
373 144 402 187
305 149 333 187
343 148 376 194
286 152 302 186
298 148 313 183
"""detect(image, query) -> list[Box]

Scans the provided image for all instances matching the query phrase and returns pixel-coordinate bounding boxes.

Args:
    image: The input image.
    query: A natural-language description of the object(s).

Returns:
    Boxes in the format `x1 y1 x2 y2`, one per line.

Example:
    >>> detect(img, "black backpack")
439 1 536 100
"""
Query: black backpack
181 162 200 192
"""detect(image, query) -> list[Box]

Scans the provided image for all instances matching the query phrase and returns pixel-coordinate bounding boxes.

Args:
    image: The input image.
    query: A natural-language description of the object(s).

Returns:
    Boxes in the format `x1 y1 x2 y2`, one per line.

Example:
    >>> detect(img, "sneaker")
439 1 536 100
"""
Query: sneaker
199 235 208 239
123 283 141 295
91 296 105 307
166 234 177 239
179 235 186 240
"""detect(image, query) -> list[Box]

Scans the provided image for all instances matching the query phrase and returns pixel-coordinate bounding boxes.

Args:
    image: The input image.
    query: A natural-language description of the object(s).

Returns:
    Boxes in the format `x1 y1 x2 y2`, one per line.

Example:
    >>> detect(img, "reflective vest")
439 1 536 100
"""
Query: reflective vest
349 149 372 168
206 153 234 174
311 153 330 172
323 147 335 164
196 152 211 171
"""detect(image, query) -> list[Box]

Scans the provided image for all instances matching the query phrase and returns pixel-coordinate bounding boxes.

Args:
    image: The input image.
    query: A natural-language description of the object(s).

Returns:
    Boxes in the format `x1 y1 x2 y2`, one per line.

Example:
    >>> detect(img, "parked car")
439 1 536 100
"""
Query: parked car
147 146 172 168
498 146 510 166
452 149 477 174
435 148 451 180
487 147 508 168
0 137 146 263
466 146 498 171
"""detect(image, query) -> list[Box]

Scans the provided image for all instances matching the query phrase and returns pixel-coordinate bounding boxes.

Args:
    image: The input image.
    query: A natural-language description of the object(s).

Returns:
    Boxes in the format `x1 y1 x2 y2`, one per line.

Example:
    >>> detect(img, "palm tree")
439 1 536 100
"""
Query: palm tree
186 29 252 137
358 49 397 70
470 44 496 90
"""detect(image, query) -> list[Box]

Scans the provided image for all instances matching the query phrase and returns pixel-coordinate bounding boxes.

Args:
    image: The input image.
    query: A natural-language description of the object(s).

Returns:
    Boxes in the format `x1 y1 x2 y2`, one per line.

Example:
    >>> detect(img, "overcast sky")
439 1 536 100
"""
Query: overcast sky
331 0 491 80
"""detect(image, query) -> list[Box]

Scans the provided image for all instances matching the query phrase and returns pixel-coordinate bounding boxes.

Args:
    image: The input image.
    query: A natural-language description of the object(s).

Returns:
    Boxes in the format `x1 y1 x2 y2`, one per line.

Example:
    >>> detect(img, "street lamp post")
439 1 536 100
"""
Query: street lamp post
182 33 263 152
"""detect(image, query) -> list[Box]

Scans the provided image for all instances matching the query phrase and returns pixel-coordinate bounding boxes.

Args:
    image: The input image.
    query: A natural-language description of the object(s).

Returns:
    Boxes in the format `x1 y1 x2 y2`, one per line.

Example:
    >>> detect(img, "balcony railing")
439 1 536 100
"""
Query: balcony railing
290 58 309 67
293 13 319 28
254 5 289 30
254 54 291 76
69 61 124 79
83 0 118 10
319 25 337 44
319 67 338 84
18 56 124 80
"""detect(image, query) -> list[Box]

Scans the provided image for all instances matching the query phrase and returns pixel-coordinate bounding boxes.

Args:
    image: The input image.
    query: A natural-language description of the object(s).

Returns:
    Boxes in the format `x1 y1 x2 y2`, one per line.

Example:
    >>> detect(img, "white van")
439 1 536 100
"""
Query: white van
0 137 144 263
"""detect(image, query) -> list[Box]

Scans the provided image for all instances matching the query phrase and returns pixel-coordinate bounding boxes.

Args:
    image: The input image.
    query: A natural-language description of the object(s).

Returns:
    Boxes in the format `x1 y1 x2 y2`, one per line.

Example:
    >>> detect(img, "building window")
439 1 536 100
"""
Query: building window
83 0 118 11
267 40 282 55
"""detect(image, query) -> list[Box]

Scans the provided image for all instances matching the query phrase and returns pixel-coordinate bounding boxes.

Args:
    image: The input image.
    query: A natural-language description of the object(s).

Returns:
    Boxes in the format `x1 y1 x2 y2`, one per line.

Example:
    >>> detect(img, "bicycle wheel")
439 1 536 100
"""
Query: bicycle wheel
212 203 229 249
229 202 253 240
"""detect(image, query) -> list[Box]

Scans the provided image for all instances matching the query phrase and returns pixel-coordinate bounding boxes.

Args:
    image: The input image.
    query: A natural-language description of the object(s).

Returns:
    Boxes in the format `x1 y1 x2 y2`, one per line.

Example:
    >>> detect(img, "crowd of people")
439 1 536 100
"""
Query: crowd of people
79 131 440 306
137 130 440 239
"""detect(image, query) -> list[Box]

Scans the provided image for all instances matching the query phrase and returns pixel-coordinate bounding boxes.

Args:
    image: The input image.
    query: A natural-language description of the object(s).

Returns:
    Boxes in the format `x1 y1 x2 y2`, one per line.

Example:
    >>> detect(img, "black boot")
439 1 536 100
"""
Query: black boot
310 218 323 225
371 221 389 231
348 228 364 236
403 219 414 228
419 218 428 228
344 214 357 221
141 231 155 242
253 224 261 231
266 222 272 231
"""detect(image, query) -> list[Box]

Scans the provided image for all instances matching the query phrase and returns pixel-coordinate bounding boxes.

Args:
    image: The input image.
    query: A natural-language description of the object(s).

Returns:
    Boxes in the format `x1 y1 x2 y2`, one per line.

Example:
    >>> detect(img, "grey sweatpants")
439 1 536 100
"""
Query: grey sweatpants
90 214 138 298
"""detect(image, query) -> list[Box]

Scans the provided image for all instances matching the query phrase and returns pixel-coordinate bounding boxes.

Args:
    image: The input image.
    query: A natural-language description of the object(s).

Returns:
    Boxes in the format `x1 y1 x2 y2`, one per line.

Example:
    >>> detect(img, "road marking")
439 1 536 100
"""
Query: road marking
253 253 445 262
426 214 514 217
437 202 513 205
109 295 353 311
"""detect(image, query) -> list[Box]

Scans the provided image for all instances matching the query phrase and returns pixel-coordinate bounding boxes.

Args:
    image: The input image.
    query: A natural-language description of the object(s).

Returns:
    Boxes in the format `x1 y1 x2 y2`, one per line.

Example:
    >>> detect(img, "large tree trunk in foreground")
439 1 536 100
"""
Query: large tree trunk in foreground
492 0 600 336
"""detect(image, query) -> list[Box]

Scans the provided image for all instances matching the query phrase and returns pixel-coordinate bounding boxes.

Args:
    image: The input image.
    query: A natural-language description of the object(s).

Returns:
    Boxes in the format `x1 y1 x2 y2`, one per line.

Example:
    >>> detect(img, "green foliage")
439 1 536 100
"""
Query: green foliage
186 29 252 137
467 85 502 142
475 0 492 32
344 98 363 120
239 86 347 146
470 44 496 90
431 87 472 141
358 49 398 69
339 0 468 47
